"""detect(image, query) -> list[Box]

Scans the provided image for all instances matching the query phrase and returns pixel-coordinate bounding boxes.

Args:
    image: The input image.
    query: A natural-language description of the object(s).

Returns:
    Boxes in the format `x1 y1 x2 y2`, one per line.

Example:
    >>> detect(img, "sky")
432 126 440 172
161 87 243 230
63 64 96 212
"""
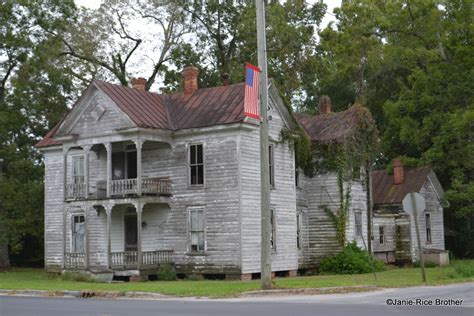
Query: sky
74 0 342 28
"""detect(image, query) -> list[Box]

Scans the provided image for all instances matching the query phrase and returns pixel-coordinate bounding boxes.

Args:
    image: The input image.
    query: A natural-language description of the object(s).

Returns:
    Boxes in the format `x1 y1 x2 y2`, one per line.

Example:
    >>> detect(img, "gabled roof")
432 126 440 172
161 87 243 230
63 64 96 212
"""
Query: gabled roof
295 103 373 142
372 166 433 205
36 80 246 148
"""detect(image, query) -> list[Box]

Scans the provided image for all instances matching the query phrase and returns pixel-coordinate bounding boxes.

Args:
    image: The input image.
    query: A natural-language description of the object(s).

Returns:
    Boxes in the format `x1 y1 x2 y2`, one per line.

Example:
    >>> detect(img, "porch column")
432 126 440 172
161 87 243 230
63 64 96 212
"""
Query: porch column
134 201 143 269
105 205 112 269
83 145 91 199
134 139 143 196
105 143 112 198
62 208 68 269
84 206 90 270
62 146 69 200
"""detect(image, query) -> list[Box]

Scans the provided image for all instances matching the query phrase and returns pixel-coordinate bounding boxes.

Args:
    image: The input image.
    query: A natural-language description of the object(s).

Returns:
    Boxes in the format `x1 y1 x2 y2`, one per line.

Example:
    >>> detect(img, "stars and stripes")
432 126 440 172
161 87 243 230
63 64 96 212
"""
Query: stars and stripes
244 63 261 119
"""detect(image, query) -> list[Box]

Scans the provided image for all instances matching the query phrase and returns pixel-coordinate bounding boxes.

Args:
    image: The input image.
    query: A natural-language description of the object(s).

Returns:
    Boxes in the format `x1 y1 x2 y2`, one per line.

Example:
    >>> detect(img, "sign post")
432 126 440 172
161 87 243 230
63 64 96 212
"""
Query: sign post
402 192 427 282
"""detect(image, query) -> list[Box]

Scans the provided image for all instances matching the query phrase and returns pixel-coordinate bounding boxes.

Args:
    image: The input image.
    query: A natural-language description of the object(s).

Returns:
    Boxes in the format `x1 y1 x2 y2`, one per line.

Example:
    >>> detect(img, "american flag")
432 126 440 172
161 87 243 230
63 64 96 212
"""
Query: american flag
244 63 261 119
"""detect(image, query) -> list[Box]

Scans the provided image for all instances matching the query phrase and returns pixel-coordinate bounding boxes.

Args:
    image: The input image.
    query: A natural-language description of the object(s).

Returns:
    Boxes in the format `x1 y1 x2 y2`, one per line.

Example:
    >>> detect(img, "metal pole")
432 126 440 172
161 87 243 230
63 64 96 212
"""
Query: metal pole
256 0 272 289
410 192 427 282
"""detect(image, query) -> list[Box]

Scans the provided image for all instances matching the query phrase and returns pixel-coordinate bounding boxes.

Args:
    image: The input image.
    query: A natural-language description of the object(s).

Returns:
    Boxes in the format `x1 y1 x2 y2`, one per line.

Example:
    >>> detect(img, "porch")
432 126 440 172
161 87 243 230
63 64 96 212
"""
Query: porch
63 201 174 272
63 139 173 201
64 250 173 270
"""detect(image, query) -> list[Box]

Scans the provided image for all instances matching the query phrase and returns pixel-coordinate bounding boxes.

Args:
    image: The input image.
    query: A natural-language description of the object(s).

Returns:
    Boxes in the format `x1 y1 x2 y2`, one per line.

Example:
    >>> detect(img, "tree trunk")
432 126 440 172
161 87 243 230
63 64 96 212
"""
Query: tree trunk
0 223 10 268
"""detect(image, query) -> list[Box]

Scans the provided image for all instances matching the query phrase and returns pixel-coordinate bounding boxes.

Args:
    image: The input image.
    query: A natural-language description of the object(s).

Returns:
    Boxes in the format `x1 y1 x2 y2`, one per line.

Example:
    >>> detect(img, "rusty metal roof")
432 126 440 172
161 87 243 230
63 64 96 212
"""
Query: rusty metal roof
371 166 432 205
295 104 373 142
36 80 246 148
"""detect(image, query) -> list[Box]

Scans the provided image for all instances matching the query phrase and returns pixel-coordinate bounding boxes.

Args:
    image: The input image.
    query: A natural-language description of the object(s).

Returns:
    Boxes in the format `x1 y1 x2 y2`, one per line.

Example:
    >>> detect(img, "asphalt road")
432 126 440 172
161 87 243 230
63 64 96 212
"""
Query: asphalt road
0 283 472 316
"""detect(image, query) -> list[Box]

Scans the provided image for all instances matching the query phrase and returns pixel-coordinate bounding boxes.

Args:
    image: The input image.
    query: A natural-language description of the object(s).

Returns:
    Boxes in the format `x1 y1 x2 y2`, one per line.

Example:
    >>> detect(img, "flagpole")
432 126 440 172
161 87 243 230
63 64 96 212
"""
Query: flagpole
256 0 272 290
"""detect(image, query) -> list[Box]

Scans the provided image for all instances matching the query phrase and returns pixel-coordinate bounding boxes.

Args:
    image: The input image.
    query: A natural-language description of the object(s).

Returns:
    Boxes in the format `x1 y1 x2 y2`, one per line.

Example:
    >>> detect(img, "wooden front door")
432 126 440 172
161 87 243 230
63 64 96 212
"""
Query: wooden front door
124 214 138 251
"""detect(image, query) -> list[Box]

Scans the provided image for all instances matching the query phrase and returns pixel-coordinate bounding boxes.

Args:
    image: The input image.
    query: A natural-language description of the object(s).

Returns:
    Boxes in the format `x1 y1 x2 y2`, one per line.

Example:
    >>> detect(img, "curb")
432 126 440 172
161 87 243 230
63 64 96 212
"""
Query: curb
0 289 171 300
0 285 379 300
240 285 380 297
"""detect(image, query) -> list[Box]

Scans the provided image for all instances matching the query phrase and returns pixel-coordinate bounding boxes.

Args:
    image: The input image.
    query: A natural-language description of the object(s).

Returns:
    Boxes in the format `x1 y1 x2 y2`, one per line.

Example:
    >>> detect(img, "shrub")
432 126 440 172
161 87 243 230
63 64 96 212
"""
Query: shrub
452 261 474 278
319 241 384 274
157 263 176 281
413 261 437 268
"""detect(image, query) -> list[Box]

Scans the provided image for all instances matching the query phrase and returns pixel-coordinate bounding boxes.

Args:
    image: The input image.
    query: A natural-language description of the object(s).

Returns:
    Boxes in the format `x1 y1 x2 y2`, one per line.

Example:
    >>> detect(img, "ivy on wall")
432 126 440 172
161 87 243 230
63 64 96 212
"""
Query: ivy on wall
281 103 379 246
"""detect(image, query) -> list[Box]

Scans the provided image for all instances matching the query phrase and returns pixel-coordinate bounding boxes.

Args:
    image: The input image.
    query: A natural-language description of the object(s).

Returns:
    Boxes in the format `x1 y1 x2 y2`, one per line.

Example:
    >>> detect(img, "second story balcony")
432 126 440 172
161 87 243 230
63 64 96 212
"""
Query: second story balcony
63 139 172 201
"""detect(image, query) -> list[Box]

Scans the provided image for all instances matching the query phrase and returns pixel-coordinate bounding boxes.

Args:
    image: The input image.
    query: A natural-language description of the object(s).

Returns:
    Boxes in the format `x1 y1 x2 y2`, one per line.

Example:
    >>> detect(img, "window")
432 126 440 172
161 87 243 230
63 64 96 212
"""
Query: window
72 156 85 184
72 215 85 253
354 211 362 237
296 212 302 249
270 208 276 250
425 213 432 243
189 208 205 252
269 145 275 187
379 226 385 244
189 144 204 185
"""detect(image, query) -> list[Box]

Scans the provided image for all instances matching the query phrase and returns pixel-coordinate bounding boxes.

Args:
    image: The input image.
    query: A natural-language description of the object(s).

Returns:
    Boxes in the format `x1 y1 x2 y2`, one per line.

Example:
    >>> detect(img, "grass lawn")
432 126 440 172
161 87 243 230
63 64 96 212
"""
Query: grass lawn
1 260 473 298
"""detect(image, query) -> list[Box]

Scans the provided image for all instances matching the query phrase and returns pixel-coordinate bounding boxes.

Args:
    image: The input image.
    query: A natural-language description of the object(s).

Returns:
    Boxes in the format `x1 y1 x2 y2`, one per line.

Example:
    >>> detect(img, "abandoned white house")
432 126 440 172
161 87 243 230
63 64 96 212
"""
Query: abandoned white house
371 160 447 265
37 66 445 280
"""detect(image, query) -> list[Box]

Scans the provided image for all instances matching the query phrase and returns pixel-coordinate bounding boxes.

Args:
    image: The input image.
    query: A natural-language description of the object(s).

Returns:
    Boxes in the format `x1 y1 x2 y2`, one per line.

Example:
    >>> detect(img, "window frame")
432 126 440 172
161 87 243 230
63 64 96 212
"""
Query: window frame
71 155 85 185
296 211 303 249
71 213 85 253
425 213 432 244
270 208 277 251
354 211 363 237
188 143 205 187
269 144 275 188
379 226 385 244
188 207 206 253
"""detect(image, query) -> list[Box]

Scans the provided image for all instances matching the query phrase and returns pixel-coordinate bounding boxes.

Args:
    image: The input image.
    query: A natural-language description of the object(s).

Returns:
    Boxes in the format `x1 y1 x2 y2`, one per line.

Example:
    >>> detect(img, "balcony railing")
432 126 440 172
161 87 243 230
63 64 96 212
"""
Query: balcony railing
110 250 173 269
110 178 172 196
64 252 85 268
66 178 172 200
66 183 86 200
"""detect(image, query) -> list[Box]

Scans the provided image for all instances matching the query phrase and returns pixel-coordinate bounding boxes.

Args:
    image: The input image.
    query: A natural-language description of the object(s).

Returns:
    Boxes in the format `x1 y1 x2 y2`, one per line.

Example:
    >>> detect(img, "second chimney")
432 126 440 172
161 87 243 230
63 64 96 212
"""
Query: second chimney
183 66 199 95
319 95 332 114
221 73 230 86
393 159 404 185
131 77 147 91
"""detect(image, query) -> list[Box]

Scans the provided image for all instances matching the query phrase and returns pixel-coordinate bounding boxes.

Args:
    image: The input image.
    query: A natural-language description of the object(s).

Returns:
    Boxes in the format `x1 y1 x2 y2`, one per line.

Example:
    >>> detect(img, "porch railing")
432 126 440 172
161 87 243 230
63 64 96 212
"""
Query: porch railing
64 252 85 268
110 178 172 196
66 183 86 200
110 250 173 269
110 179 137 195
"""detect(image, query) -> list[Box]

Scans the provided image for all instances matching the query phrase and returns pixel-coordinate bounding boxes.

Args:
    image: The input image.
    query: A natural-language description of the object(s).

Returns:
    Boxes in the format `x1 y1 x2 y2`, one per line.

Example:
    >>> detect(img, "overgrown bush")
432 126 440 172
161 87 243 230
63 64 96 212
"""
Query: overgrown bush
157 263 176 281
413 261 437 268
449 261 474 278
319 241 384 274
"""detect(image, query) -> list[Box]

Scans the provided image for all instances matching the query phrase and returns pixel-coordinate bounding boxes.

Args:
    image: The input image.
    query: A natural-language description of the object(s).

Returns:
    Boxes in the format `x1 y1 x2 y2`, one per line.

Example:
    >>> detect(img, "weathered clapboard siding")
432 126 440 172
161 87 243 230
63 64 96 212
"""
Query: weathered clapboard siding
410 179 445 261
372 215 397 262
67 89 133 138
44 149 65 271
162 131 242 274
297 171 369 267
240 93 298 274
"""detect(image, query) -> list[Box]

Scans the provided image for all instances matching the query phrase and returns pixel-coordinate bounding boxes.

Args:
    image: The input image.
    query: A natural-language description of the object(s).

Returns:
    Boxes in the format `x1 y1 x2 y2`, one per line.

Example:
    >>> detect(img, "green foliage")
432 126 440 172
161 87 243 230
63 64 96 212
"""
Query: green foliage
313 0 474 257
157 263 176 281
413 261 437 268
449 261 474 279
319 242 384 275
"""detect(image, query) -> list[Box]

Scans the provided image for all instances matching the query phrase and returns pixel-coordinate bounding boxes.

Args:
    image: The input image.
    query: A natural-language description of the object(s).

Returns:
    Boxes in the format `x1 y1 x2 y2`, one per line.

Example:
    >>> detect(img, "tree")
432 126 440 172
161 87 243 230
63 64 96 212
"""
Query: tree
0 0 78 267
314 0 473 257
54 0 189 90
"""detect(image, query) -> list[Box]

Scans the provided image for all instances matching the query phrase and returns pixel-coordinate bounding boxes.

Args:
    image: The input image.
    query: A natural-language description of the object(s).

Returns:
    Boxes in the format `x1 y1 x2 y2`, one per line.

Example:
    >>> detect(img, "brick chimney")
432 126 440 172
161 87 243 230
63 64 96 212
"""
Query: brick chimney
393 159 404 185
221 73 230 86
130 77 147 91
319 95 332 114
183 66 199 95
